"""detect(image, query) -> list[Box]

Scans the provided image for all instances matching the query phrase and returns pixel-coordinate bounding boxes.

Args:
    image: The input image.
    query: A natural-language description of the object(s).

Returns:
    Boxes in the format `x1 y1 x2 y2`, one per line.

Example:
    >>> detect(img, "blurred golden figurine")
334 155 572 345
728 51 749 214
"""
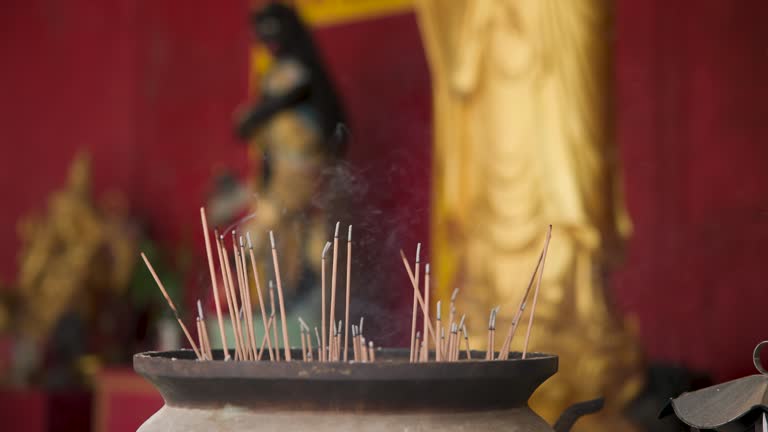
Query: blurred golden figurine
14 153 137 383
415 1 644 430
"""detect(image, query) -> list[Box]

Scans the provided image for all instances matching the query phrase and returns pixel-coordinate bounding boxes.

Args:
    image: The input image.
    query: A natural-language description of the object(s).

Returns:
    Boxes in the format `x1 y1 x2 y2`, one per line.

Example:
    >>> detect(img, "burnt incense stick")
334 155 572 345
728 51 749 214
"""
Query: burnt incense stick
336 320 343 360
457 314 466 360
269 231 291 361
409 243 421 362
216 234 243 360
462 324 471 360
440 327 446 360
399 250 437 342
197 300 213 359
314 327 322 361
300 327 307 361
196 318 206 360
343 225 352 362
449 323 458 361
368 340 375 362
414 331 421 362
298 317 311 359
361 336 368 363
200 208 230 360
246 232 274 361
422 263 430 362
498 239 547 360
487 307 499 361
141 253 202 359
522 226 552 359
306 328 314 362
328 222 340 362
269 282 280 361
352 325 359 361
320 241 331 362
239 236 258 360
435 300 442 361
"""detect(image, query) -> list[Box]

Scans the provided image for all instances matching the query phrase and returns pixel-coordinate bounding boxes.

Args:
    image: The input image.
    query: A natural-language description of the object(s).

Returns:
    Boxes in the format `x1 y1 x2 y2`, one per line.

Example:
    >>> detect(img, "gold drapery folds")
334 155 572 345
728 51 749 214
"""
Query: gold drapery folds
415 1 644 430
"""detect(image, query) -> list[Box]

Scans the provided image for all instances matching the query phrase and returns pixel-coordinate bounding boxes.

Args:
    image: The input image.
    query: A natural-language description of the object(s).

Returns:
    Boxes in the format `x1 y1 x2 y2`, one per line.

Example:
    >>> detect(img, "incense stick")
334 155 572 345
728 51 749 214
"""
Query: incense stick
328 222 340 361
221 239 246 359
422 263 430 362
435 300 442 361
498 238 547 360
216 234 243 360
300 327 307 361
200 208 230 360
343 225 352 362
399 250 437 342
409 243 421 362
269 231 291 361
269 282 280 361
140 253 202 359
522 226 552 359
320 241 331 362
235 238 253 360
462 324 471 360
314 326 322 361
246 232 274 361
237 236 258 359
197 300 213 359
196 318 206 360
414 331 421 362
368 340 375 362
352 325 359 361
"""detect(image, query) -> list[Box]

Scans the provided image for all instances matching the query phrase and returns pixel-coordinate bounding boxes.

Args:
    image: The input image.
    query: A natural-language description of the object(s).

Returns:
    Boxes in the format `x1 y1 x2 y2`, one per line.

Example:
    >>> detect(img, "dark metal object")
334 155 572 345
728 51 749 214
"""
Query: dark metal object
553 398 605 432
134 349 600 431
659 341 768 431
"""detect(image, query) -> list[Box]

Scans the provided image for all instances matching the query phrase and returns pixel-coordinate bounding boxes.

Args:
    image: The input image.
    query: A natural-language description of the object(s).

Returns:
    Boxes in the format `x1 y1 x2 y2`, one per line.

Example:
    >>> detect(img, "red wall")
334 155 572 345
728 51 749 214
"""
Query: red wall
1 0 767 382
614 0 768 382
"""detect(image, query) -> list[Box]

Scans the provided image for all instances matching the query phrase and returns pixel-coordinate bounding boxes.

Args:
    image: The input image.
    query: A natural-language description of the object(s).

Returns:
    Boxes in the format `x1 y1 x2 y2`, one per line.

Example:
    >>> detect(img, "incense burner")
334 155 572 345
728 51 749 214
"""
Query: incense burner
134 348 599 431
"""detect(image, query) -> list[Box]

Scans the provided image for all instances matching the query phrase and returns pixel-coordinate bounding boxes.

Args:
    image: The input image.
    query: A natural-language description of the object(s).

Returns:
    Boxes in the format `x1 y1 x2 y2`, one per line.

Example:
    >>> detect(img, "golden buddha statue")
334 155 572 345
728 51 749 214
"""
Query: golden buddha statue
414 1 644 430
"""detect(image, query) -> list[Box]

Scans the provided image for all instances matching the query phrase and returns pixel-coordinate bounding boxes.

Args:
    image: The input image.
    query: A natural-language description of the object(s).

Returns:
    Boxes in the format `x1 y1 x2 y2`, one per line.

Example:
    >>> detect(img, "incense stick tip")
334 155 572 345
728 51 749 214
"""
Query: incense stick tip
334 221 340 237
459 314 466 329
425 263 430 273
269 230 275 248
197 300 204 319
436 300 442 320
416 243 421 262
347 225 352 241
451 287 460 302
246 231 253 249
239 236 244 247
322 241 332 258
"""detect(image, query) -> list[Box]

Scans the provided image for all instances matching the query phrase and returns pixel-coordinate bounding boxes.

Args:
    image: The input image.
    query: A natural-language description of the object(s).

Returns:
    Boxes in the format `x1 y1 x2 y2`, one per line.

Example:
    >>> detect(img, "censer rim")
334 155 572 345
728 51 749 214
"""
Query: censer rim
134 348 558 382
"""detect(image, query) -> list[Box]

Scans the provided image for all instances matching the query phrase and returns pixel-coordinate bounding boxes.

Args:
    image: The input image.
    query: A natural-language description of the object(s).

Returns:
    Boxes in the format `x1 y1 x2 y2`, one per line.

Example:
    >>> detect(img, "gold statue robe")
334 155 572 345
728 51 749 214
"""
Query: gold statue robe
415 0 644 429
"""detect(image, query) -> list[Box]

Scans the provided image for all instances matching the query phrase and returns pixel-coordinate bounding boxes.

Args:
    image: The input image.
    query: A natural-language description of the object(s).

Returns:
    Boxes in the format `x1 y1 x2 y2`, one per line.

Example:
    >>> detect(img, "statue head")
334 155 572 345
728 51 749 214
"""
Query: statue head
251 2 315 59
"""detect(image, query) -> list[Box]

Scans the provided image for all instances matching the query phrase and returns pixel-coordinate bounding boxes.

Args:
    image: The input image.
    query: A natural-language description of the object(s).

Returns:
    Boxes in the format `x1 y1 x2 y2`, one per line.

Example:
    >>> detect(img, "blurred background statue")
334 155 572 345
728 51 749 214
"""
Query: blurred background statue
415 1 644 430
226 1 346 337
8 152 181 389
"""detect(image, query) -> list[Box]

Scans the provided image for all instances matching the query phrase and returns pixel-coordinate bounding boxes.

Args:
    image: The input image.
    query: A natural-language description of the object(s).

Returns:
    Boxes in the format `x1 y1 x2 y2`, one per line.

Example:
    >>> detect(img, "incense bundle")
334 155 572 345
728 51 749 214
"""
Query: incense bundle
145 208 554 367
